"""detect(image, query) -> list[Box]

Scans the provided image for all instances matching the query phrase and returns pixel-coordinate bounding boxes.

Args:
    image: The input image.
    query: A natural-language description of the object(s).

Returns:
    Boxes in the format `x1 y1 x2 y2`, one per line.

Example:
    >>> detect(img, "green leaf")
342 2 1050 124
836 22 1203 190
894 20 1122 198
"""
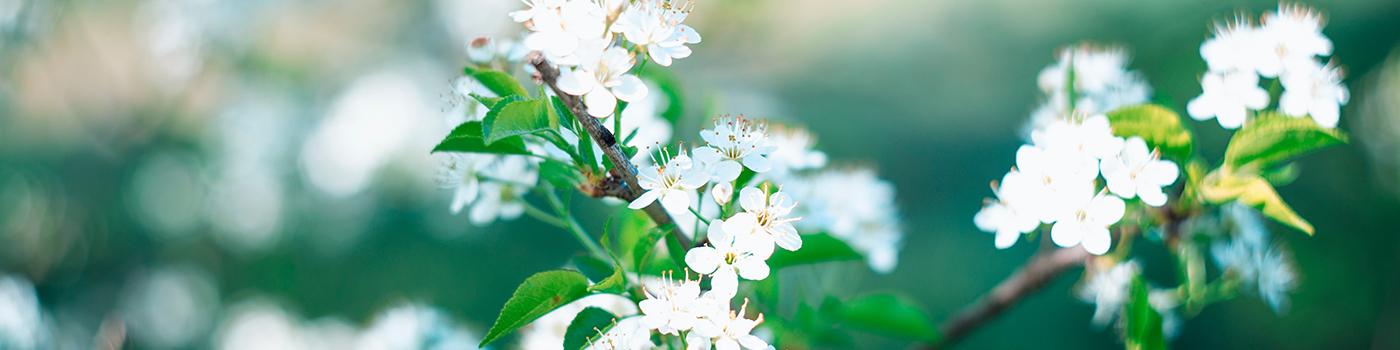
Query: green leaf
1200 170 1314 235
1106 104 1194 160
1124 277 1168 350
663 227 688 274
571 255 613 283
551 96 578 133
630 227 668 273
483 97 555 144
432 121 531 155
1224 112 1346 171
838 293 940 342
767 233 863 270
540 159 585 189
562 307 617 350
470 93 507 110
467 68 530 98
480 270 591 347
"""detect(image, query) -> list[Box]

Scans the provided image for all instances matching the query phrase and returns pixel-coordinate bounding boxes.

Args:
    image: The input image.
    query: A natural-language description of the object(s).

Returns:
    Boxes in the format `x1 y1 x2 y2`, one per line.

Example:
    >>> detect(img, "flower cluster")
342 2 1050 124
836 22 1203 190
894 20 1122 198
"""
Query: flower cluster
513 0 701 117
976 111 1179 254
438 153 539 225
1028 45 1150 135
1189 4 1349 129
1211 204 1298 313
786 168 904 273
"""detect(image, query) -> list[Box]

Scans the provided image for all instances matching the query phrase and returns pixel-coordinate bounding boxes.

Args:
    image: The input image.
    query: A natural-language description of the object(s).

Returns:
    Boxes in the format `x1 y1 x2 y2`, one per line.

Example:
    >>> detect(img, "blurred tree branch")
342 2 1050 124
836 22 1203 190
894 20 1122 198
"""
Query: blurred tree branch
528 52 693 248
923 245 1091 349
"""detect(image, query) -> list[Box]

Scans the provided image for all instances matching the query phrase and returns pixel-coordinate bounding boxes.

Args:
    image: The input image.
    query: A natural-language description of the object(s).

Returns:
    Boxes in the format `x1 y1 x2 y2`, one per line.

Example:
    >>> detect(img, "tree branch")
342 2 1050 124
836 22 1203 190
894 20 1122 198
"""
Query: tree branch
923 246 1091 349
528 52 693 248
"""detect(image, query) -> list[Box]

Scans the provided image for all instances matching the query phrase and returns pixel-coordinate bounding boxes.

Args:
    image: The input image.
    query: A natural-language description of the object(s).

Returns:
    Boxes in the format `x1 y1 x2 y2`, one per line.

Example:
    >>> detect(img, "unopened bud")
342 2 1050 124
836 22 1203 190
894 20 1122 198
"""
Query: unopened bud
711 182 734 206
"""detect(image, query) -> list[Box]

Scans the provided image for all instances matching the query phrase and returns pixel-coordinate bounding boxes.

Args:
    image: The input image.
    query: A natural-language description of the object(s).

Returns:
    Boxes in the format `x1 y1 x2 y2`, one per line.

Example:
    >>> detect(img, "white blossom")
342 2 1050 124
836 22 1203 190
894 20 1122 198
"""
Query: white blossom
516 0 608 66
1212 204 1297 314
441 156 538 225
1049 190 1124 255
764 125 828 179
1076 261 1138 325
0 275 45 349
694 116 776 182
1200 20 1266 74
612 0 701 66
516 294 638 350
726 187 802 252
685 219 773 298
1256 5 1332 78
1011 145 1097 223
787 168 903 273
1187 71 1269 129
631 149 707 212
1036 46 1151 115
1280 61 1349 128
638 272 707 335
1100 137 1179 207
689 299 768 350
711 181 733 206
1030 114 1124 161
585 317 654 350
557 42 649 118
974 170 1042 249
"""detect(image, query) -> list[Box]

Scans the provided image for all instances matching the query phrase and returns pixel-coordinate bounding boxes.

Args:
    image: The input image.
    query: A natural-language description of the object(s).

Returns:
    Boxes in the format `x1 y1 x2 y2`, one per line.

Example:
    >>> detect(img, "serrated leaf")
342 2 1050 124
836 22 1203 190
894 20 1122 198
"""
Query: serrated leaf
1200 170 1314 235
563 307 617 350
483 97 554 144
838 293 940 342
1224 112 1346 171
467 68 530 98
480 270 591 347
1125 277 1168 350
471 93 507 110
1106 104 1194 160
432 121 531 155
571 255 613 283
767 233 863 270
630 227 667 273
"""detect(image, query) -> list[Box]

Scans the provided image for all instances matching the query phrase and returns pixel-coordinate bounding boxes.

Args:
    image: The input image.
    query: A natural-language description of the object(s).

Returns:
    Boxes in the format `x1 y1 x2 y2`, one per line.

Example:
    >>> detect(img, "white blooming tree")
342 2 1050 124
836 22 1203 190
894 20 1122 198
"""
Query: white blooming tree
964 5 1346 350
434 1 918 349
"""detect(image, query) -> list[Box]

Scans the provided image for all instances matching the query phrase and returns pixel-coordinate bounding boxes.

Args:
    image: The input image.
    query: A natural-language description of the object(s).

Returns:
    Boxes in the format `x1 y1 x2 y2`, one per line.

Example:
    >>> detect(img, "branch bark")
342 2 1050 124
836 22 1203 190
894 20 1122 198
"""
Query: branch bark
924 247 1091 349
528 53 693 248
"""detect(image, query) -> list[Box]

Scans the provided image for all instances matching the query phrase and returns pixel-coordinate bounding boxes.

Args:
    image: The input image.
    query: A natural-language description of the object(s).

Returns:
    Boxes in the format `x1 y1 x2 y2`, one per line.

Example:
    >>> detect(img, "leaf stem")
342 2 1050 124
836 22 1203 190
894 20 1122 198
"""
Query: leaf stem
544 186 610 260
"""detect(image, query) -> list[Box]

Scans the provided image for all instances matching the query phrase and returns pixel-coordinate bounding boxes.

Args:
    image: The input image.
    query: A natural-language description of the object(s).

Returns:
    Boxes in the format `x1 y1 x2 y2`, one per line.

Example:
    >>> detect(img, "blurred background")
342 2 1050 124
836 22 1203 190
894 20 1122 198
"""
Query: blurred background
2 0 1400 349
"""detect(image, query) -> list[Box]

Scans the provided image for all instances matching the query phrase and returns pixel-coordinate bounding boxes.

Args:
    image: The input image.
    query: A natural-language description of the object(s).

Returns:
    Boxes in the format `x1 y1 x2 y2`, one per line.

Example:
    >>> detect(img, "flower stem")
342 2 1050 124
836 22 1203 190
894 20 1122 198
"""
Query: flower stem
520 201 569 229
544 187 609 260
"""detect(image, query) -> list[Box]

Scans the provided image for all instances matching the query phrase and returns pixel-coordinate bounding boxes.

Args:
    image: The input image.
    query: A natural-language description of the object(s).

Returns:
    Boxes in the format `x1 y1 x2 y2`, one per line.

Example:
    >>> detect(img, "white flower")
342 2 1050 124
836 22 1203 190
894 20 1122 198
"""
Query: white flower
1030 114 1124 160
356 304 480 350
608 81 674 161
787 168 904 273
519 0 608 66
472 156 538 225
586 317 655 350
694 116 776 182
1211 205 1297 314
0 275 45 349
974 170 1042 249
631 149 707 212
612 0 702 66
763 125 828 179
685 219 773 298
711 181 733 206
1187 71 1269 129
1012 145 1097 223
558 42 649 117
1034 45 1151 116
1049 190 1124 255
1280 61 1349 128
1076 261 1138 325
638 272 705 335
438 153 485 214
1200 21 1266 74
1100 137 1179 207
517 294 638 350
1256 5 1332 78
726 187 802 252
1256 246 1297 313
689 299 768 350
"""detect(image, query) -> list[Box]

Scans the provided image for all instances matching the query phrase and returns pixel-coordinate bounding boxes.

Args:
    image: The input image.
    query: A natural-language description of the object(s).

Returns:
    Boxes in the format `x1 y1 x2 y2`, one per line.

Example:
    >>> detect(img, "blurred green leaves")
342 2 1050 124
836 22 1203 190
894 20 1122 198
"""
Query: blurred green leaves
432 121 530 155
1106 104 1194 161
1224 112 1346 172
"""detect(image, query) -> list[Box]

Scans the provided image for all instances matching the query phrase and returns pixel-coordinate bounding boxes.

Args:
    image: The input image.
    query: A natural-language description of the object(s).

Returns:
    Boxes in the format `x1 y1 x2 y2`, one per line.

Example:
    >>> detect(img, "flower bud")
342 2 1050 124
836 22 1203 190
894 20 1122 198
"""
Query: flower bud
711 182 733 206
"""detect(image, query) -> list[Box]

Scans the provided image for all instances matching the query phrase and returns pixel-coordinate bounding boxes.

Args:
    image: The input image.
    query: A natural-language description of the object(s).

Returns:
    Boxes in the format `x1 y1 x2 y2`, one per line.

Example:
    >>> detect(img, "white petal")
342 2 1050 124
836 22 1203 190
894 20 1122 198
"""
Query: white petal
629 190 660 209
1050 222 1083 248
771 224 802 251
557 69 594 96
735 257 770 280
994 230 1020 249
738 187 765 212
1081 227 1112 255
715 338 740 350
723 213 758 236
741 154 771 172
738 335 768 350
584 88 618 117
1138 187 1168 207
710 268 738 298
659 189 693 212
612 74 649 102
685 246 721 274
1089 195 1126 225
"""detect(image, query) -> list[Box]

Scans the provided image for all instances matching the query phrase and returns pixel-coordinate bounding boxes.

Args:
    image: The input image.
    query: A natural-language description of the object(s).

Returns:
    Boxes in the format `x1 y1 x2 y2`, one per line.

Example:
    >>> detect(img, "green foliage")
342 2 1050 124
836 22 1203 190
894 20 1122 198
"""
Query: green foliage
432 121 531 155
483 97 557 144
837 293 941 342
1124 277 1168 350
1224 112 1346 171
1106 104 1194 160
562 307 617 350
630 227 668 273
572 255 613 283
1201 170 1313 235
540 159 585 189
464 67 530 98
767 233 863 270
480 270 591 347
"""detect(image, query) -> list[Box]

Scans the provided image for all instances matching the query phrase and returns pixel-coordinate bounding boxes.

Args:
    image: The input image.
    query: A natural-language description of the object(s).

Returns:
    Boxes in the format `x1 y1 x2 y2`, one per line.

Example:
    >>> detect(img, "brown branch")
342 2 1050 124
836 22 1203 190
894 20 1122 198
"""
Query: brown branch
528 52 692 248
923 247 1092 349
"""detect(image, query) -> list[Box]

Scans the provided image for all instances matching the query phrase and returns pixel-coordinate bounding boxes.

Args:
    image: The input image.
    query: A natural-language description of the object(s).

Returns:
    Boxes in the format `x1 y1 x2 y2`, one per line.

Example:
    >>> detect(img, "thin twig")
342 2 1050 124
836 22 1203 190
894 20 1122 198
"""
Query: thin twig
923 246 1092 349
528 52 692 248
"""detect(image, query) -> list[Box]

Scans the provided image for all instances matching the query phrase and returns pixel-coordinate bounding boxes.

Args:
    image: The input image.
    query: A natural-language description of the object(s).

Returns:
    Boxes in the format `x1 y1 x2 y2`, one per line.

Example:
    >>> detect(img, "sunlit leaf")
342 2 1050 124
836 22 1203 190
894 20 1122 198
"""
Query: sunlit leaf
563 307 617 350
480 270 591 347
1106 104 1194 160
1124 277 1167 350
432 121 530 155
1224 112 1346 171
1200 170 1314 235
767 233 863 270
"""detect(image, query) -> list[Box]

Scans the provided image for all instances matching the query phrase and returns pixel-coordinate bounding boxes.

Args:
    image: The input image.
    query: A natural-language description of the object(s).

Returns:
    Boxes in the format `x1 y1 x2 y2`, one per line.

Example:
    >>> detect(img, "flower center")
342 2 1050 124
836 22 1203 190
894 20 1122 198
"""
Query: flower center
724 251 738 264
